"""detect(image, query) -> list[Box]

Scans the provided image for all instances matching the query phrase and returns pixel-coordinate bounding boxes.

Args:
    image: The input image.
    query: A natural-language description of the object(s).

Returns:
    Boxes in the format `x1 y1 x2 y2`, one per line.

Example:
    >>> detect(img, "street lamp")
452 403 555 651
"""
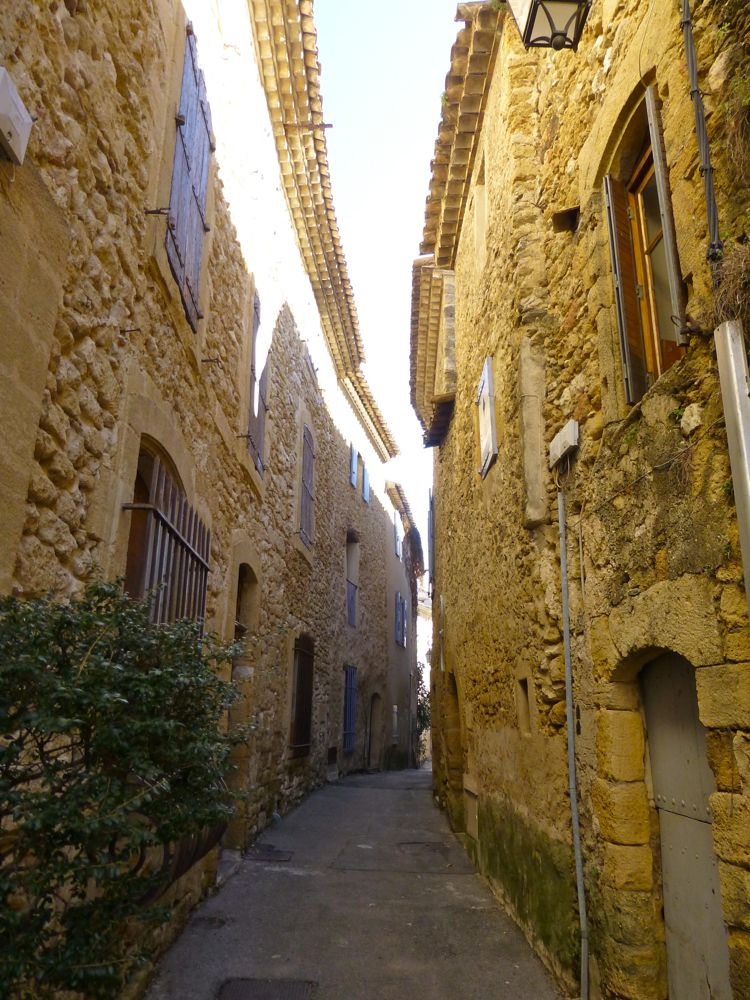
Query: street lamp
505 0 592 51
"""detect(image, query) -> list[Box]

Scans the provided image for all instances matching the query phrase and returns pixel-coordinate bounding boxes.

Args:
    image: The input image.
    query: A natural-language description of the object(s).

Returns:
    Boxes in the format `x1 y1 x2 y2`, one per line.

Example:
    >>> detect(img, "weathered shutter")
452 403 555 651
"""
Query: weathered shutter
254 361 269 473
166 26 212 332
604 174 650 404
300 425 314 545
477 357 497 477
395 591 402 643
402 596 408 647
645 86 687 345
362 464 370 503
349 444 358 487
343 665 357 753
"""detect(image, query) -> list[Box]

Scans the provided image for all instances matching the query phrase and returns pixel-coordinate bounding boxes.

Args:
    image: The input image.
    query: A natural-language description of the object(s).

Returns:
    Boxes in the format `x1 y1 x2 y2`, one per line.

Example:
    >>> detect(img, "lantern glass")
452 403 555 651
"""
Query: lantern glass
506 0 591 51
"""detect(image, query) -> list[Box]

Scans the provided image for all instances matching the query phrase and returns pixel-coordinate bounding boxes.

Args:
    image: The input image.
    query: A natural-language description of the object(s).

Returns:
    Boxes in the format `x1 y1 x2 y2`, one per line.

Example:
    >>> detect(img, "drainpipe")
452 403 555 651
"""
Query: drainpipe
681 1 750 620
557 486 589 1000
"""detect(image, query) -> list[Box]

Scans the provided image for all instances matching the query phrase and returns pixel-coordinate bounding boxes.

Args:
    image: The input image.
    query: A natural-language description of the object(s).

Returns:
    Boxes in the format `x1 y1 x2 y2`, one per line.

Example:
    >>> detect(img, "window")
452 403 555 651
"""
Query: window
391 704 399 745
477 357 497 477
234 562 259 641
395 591 407 647
604 86 685 405
246 296 268 474
349 444 358 488
346 530 360 628
166 25 214 332
393 512 402 559
343 665 357 753
289 635 314 758
362 464 370 503
123 445 210 626
300 424 315 547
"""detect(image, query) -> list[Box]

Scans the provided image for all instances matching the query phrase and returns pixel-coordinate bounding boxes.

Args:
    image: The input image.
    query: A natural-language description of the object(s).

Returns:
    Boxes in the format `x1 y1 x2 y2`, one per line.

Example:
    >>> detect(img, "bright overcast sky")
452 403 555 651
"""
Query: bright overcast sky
314 0 461 545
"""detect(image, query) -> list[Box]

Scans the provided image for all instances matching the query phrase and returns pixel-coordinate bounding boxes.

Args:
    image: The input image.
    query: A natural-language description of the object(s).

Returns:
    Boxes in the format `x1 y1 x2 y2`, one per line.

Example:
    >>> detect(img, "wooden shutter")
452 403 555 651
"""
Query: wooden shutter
349 444 358 487
362 465 370 503
300 425 314 545
477 357 497 477
395 591 402 644
166 27 213 332
401 596 408 647
645 86 687 346
290 640 314 757
604 174 650 404
254 361 269 473
343 666 357 753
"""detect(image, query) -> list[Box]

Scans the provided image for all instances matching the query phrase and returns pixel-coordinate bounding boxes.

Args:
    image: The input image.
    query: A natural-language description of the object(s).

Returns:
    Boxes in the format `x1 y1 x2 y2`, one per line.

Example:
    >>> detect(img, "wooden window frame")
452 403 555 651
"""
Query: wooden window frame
604 86 686 406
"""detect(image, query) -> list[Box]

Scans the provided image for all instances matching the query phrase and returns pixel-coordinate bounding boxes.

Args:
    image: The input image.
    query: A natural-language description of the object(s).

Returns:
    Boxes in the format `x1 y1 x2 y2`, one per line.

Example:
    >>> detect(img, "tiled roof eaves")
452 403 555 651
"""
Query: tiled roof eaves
250 0 398 460
385 481 416 532
410 259 454 437
420 3 503 268
340 371 400 462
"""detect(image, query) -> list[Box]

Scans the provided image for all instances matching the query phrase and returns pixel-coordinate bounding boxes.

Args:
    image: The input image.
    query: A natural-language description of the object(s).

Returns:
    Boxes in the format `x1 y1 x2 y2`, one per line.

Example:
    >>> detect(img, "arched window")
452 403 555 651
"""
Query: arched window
604 86 686 404
123 442 210 625
289 635 314 758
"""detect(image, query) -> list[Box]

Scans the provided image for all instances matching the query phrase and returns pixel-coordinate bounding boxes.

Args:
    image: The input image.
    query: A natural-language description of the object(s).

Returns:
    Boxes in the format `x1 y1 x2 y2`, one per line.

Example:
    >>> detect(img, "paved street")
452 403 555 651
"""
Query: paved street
145 769 561 1000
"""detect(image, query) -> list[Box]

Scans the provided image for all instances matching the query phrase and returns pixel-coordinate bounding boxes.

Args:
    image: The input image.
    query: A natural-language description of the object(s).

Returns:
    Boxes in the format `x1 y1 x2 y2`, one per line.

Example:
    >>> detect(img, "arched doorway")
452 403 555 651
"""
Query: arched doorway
641 653 731 999
368 693 383 770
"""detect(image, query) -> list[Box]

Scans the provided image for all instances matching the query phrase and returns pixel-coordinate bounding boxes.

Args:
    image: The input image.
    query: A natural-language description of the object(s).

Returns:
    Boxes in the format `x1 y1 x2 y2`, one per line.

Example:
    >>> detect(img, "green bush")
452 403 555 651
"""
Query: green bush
0 582 239 998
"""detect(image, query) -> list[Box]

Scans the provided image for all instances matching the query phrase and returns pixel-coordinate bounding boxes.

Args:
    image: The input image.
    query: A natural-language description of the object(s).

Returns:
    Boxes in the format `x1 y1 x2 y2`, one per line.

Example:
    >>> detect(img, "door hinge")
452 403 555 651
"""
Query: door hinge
626 206 634 221
636 284 645 300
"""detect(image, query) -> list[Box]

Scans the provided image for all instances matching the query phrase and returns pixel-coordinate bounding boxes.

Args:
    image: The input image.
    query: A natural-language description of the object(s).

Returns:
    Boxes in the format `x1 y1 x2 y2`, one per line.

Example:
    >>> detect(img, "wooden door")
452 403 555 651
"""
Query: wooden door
641 654 732 999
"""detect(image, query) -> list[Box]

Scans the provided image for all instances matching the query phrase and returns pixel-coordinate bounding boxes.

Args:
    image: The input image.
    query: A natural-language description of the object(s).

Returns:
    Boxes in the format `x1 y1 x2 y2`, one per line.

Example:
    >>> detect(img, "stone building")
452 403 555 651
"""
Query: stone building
1 0 417 960
414 2 750 998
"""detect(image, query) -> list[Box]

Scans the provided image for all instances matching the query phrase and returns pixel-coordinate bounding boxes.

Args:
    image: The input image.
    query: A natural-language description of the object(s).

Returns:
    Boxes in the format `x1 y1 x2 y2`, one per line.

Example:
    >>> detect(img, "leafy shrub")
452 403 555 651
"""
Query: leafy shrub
0 582 239 998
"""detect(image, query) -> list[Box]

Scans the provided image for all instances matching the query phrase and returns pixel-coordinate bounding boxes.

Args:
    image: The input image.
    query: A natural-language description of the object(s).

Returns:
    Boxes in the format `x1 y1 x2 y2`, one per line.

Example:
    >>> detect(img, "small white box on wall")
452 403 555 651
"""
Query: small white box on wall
549 418 579 469
0 68 33 165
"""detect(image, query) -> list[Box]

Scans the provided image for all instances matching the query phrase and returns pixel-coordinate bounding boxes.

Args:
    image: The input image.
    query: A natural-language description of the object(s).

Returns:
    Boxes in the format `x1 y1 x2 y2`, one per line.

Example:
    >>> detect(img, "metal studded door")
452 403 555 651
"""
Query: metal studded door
641 654 732 1000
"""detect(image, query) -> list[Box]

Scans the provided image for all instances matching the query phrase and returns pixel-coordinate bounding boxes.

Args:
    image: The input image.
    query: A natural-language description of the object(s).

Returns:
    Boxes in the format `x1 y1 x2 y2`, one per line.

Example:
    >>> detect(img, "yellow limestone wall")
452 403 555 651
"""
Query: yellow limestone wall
0 0 415 977
430 1 750 996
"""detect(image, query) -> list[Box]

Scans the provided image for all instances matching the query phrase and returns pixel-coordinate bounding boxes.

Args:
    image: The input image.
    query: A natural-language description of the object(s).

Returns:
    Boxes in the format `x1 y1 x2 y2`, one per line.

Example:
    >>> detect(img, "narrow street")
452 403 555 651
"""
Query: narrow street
145 770 561 1000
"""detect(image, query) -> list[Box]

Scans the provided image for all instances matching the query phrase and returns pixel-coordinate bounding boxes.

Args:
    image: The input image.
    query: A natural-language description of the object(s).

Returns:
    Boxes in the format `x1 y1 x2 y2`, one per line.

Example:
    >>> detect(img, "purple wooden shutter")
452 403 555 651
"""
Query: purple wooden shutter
166 27 212 332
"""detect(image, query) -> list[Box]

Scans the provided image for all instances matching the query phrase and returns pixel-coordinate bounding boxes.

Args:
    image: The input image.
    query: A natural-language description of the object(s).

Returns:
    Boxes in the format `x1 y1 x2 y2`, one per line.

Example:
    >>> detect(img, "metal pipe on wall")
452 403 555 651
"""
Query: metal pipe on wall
557 489 589 1000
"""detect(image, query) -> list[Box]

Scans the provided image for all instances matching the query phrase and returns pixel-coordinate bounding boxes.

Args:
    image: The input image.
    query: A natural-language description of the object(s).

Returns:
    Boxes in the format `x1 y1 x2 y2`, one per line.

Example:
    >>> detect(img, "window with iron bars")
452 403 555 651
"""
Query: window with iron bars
123 448 210 627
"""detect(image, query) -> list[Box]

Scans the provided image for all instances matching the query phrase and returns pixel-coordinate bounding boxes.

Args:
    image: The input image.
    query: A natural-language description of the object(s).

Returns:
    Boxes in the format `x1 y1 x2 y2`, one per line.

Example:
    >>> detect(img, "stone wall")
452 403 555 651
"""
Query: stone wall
0 0 415 983
428 2 750 997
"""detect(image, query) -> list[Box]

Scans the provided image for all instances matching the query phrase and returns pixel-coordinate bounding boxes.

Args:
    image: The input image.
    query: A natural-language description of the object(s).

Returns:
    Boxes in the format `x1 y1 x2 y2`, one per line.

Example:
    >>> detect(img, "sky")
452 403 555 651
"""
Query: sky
313 0 461 547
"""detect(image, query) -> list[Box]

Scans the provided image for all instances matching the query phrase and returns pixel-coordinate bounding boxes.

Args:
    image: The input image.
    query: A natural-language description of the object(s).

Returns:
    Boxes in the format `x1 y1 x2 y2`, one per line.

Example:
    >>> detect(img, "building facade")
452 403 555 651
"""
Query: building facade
0 0 418 968
414 2 750 998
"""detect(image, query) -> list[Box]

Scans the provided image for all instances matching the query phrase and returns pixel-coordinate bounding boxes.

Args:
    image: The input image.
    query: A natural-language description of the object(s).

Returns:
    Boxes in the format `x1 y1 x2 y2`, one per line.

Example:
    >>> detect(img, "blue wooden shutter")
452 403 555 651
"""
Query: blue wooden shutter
362 464 370 503
343 666 357 753
349 444 358 487
166 26 213 331
395 591 402 643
